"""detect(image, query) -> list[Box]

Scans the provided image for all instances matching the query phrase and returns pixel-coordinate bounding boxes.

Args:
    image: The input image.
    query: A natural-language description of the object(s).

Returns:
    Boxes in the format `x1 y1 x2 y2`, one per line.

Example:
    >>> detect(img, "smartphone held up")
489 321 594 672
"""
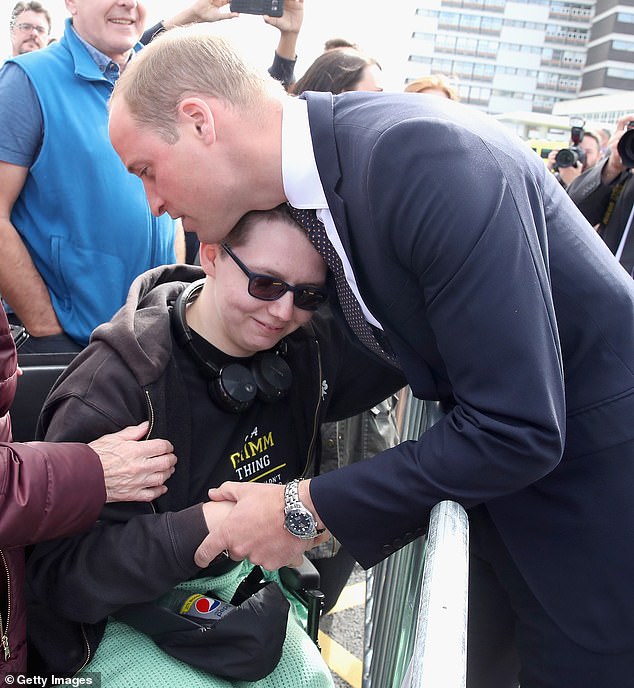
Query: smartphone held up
230 0 284 17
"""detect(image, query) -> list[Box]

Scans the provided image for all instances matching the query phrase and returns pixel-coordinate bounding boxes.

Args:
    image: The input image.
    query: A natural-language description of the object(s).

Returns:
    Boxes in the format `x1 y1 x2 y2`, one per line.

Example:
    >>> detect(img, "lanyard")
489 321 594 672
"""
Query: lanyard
615 203 634 262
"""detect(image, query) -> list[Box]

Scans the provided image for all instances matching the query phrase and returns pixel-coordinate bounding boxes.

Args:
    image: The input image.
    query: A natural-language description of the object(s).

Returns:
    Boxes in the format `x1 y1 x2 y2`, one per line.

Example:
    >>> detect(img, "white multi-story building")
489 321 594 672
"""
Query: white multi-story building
582 0 634 95
406 0 633 115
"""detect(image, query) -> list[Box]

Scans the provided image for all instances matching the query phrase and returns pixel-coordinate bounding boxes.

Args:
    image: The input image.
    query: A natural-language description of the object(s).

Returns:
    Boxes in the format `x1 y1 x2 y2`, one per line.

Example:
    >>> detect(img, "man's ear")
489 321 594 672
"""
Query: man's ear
65 0 77 15
178 98 216 143
199 243 222 277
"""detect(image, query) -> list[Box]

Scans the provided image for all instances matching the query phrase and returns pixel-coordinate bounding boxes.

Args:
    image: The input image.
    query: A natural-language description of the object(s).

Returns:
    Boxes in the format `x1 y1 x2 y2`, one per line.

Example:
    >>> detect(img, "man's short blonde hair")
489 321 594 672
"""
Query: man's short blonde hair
112 27 285 143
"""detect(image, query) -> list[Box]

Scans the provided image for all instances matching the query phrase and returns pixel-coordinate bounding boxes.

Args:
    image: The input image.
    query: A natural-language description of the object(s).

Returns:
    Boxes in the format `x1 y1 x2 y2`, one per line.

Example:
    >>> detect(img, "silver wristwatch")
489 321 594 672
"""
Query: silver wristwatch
283 479 324 540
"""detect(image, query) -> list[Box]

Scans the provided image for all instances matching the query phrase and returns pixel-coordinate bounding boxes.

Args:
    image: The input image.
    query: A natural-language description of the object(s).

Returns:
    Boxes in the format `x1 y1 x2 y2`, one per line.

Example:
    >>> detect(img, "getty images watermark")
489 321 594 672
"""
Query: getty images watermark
4 675 100 687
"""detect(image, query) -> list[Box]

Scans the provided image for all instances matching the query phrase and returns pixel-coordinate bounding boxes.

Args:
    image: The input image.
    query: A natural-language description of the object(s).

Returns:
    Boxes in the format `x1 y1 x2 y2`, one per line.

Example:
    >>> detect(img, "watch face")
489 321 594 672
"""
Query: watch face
284 509 316 539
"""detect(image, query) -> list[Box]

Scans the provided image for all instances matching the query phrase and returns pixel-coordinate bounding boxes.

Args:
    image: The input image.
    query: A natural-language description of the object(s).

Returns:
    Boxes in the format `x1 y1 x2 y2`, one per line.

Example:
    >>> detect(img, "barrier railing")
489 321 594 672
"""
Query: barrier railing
401 500 469 688
363 393 469 688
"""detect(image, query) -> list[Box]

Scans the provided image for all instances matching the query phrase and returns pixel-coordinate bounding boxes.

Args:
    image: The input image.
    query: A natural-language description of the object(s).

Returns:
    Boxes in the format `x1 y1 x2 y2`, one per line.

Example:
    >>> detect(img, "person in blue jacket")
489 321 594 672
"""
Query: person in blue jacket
0 0 178 352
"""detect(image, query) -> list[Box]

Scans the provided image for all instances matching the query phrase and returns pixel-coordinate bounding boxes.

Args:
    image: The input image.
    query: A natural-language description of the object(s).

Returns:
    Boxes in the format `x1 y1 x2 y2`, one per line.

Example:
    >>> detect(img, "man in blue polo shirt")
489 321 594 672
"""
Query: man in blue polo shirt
0 0 178 352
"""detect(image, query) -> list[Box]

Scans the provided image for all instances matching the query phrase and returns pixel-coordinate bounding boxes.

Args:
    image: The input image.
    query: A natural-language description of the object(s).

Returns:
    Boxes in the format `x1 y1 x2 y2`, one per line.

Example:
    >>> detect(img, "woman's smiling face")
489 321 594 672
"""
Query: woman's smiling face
200 213 327 357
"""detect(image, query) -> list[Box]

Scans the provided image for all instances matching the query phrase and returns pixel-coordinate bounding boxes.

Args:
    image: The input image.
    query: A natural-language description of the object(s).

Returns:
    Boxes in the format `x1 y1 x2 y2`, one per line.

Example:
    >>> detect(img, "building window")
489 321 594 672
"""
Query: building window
607 66 634 79
456 37 478 53
613 40 634 53
481 17 503 32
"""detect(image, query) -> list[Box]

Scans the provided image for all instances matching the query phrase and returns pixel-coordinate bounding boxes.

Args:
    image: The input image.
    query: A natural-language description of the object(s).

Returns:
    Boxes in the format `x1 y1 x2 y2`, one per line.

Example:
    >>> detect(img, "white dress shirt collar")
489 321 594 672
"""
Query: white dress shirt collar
281 97 383 329
281 97 328 210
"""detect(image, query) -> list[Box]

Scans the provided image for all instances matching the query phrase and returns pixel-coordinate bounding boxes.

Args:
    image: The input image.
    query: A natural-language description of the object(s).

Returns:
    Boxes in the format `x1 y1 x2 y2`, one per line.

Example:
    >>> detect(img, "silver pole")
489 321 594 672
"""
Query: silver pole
402 500 469 688
363 394 448 687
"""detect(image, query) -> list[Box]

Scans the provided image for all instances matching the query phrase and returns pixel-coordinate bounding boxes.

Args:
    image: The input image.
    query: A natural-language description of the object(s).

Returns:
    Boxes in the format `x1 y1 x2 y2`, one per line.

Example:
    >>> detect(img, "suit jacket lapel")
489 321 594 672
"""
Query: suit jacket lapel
303 92 443 400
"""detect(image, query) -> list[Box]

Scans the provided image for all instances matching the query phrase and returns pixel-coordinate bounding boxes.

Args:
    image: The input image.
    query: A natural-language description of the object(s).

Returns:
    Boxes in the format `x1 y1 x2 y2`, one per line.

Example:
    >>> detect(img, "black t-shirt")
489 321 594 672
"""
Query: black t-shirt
171 327 304 504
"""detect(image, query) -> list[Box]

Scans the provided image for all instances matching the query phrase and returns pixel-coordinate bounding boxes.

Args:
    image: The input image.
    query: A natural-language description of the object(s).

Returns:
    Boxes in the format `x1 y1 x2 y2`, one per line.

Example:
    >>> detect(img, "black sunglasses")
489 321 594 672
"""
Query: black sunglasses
221 243 328 311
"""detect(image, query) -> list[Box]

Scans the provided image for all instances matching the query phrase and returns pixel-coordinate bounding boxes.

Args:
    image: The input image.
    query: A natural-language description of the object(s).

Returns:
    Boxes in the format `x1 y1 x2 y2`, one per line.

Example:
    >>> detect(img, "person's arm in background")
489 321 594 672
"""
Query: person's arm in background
0 162 61 336
266 0 304 90
0 64 61 336
174 220 186 263
140 0 238 45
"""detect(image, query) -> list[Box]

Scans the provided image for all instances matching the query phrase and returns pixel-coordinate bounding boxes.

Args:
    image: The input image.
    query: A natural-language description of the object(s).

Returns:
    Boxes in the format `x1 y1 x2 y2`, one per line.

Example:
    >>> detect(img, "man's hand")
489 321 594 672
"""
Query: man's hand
89 421 176 503
194 481 328 569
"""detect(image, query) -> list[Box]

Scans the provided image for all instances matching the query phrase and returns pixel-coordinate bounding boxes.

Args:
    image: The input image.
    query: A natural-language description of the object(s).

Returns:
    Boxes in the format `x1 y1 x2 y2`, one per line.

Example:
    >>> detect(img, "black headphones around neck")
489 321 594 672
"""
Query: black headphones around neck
170 280 293 414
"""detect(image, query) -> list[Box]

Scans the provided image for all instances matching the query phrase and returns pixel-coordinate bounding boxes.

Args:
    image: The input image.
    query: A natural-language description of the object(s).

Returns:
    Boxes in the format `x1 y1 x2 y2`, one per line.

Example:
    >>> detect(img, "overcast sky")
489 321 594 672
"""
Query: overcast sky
2 1 416 90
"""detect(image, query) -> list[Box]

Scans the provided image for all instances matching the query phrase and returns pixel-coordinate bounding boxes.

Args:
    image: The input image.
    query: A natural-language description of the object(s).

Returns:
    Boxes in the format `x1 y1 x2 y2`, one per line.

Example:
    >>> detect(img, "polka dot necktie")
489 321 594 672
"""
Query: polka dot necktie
287 205 399 367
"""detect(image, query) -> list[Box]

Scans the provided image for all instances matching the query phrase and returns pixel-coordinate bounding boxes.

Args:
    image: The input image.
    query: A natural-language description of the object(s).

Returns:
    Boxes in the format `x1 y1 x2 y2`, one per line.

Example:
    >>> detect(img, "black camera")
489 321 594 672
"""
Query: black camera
617 121 634 169
555 117 586 169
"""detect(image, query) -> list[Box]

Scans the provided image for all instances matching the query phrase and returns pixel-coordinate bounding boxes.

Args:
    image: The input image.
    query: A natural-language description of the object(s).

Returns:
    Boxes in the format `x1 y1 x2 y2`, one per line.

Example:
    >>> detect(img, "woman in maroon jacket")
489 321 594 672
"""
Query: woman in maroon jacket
0 309 176 678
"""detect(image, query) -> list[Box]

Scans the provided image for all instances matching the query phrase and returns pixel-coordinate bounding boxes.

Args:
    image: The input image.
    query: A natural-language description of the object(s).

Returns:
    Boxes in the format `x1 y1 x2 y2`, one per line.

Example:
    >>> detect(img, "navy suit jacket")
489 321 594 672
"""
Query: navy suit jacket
304 91 634 651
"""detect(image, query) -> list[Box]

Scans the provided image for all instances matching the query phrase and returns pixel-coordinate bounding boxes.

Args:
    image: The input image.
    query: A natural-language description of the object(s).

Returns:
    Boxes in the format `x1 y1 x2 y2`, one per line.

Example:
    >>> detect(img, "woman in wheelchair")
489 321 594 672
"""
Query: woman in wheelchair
26 205 404 687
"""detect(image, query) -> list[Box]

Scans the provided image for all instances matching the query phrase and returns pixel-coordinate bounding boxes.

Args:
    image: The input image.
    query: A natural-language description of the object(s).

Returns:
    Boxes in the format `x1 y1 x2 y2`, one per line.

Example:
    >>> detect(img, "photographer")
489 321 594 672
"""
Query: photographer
567 113 634 276
549 119 602 189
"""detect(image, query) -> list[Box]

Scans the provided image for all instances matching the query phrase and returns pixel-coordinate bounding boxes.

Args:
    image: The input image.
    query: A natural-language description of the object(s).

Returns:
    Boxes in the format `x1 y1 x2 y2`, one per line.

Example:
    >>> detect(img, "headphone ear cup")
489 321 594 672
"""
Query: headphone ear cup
251 353 293 403
209 363 258 413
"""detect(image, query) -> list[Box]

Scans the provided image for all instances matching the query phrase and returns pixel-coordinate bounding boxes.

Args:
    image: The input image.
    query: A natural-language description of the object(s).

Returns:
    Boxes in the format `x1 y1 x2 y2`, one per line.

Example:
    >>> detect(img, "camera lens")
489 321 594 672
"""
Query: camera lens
555 148 577 169
617 129 634 169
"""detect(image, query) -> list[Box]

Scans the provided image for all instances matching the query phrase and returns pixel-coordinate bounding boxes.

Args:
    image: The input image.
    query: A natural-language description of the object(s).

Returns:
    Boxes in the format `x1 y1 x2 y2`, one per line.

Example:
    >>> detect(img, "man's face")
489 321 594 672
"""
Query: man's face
109 99 247 244
10 10 50 55
65 0 146 62
581 136 600 171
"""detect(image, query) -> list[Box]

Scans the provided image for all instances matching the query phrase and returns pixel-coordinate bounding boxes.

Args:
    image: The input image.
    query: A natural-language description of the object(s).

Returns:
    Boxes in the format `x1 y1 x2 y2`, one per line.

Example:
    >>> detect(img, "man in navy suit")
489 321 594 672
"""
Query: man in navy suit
108 29 634 686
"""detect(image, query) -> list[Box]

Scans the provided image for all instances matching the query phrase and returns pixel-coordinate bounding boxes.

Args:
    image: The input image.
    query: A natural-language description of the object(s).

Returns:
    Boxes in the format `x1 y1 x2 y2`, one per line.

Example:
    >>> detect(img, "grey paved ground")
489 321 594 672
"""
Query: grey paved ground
320 564 365 688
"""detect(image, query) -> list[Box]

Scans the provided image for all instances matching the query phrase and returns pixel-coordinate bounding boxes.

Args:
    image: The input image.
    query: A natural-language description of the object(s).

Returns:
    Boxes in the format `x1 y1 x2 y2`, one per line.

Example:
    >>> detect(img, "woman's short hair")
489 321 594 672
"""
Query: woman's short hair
404 74 460 101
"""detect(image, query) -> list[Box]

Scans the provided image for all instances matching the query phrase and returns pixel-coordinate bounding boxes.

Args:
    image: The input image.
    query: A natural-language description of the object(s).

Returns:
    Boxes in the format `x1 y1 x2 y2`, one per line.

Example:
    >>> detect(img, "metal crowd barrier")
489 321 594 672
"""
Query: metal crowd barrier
402 500 469 687
363 392 469 688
